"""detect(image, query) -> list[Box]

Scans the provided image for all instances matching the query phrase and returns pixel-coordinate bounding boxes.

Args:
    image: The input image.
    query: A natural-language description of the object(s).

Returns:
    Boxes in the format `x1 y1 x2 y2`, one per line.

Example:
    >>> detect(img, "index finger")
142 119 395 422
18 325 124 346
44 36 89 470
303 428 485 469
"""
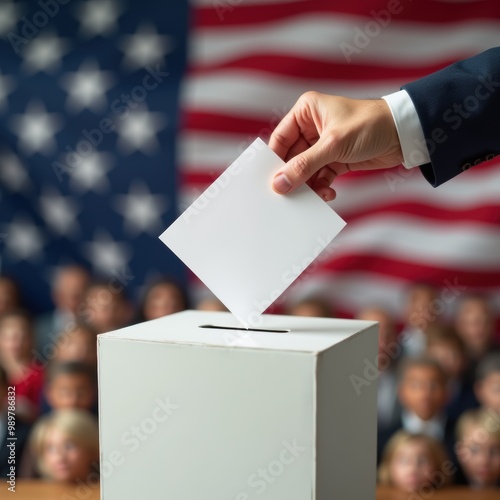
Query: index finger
268 109 301 161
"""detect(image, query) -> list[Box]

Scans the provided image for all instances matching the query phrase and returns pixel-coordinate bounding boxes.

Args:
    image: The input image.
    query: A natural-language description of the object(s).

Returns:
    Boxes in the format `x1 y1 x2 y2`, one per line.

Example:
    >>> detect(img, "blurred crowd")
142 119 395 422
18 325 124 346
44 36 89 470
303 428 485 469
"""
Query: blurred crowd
0 267 499 493
0 265 194 484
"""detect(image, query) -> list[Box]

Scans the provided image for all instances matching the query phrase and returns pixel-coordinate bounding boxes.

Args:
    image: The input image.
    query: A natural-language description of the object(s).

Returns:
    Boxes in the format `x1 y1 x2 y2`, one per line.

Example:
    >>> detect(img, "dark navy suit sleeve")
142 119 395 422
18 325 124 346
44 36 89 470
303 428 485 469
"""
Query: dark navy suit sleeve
402 47 500 187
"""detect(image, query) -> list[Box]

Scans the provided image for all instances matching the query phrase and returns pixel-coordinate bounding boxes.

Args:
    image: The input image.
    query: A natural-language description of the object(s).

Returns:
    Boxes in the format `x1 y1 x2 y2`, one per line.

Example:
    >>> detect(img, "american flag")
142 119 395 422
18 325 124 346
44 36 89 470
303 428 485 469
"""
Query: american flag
1 0 500 319
0 0 189 312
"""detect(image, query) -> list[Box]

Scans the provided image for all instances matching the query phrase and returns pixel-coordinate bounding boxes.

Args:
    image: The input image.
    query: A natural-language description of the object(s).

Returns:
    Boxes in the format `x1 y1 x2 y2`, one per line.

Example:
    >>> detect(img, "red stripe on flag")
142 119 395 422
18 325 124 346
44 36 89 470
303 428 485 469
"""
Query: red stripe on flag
183 112 274 135
196 0 500 28
188 55 457 82
180 171 222 185
321 254 500 287
342 202 500 226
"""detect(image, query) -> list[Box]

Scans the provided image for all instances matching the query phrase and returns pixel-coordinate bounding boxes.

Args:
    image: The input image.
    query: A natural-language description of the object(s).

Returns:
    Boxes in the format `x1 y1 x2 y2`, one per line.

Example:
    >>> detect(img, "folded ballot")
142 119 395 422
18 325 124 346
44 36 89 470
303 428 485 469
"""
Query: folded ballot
159 138 346 327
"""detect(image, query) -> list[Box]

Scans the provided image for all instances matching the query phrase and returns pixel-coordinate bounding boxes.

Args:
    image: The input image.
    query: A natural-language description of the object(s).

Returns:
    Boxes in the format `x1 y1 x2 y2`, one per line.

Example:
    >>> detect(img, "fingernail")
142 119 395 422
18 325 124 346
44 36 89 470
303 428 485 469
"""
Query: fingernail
273 172 291 194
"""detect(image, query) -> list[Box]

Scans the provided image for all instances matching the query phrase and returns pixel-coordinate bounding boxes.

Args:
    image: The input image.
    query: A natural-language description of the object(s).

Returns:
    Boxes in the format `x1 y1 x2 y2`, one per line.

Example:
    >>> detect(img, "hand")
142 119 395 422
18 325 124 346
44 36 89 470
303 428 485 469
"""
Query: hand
269 92 404 201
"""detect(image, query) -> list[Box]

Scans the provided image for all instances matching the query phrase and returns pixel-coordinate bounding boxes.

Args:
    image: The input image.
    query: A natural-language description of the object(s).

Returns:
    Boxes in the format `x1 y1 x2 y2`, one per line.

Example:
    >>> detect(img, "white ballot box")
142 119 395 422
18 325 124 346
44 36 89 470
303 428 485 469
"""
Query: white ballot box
98 311 378 500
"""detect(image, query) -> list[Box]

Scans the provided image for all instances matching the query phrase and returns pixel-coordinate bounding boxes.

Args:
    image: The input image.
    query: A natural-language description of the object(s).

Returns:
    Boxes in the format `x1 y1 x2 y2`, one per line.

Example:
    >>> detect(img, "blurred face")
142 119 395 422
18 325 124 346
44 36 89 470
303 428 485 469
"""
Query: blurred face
53 269 89 314
406 287 436 329
358 309 396 367
458 424 500 488
56 330 96 366
0 279 18 315
43 427 92 482
427 342 464 380
289 302 330 318
399 366 447 420
144 284 185 320
476 373 500 414
197 298 227 312
84 287 126 333
456 301 493 355
46 374 95 411
0 317 32 362
389 440 435 492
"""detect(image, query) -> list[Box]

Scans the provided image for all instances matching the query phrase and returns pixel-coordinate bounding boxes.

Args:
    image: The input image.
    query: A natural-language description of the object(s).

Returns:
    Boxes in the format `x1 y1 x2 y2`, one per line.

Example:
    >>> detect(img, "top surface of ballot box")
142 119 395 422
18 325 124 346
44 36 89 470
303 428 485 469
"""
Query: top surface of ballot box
98 310 378 500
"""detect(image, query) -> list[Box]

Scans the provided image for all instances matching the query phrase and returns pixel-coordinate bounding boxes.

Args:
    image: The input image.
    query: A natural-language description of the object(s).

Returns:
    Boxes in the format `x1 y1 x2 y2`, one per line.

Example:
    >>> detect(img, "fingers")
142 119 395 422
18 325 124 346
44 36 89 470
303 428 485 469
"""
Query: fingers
273 173 336 201
285 135 315 163
272 171 294 194
272 137 333 194
316 186 337 201
311 175 337 201
312 165 337 189
268 109 301 161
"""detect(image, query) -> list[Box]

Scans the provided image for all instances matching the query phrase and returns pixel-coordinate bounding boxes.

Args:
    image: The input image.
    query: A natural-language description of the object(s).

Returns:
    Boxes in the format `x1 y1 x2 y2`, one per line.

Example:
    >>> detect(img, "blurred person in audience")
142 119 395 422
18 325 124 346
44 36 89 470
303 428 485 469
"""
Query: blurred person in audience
455 294 498 378
35 265 90 356
53 323 98 367
135 278 188 322
474 353 500 416
0 364 31 478
44 361 97 414
426 324 478 421
79 281 131 333
0 275 21 316
455 408 500 488
29 409 99 483
358 306 401 431
378 357 454 462
400 283 439 358
286 296 332 317
378 431 451 492
0 311 43 422
196 297 227 312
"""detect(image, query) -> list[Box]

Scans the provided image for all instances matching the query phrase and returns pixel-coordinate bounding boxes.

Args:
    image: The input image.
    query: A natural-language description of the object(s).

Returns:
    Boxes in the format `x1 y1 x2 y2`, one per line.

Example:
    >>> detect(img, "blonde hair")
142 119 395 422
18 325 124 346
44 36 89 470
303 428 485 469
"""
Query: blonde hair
456 408 500 442
378 431 450 486
29 409 99 479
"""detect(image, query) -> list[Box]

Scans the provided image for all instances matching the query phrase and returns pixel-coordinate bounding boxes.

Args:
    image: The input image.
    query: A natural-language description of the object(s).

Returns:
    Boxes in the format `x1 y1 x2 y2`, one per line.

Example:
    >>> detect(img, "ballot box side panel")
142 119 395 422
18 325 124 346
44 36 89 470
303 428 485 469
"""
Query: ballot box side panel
316 325 378 500
98 338 315 500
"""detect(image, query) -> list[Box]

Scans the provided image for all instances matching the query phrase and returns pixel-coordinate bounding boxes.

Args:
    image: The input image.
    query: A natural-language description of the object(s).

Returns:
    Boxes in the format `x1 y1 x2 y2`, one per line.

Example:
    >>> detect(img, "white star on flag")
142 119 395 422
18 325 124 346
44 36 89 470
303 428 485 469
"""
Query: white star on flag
75 0 124 38
9 100 63 156
116 106 167 154
3 215 45 262
39 186 81 237
21 32 71 74
0 1 23 36
119 23 173 70
60 59 116 113
69 151 115 193
84 229 133 275
112 180 169 235
0 70 15 112
0 151 31 192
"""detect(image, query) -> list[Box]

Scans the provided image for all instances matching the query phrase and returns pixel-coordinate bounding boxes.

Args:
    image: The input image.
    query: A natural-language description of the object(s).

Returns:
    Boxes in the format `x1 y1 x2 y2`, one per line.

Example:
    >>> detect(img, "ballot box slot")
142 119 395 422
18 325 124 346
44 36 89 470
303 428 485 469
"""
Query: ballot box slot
199 324 290 334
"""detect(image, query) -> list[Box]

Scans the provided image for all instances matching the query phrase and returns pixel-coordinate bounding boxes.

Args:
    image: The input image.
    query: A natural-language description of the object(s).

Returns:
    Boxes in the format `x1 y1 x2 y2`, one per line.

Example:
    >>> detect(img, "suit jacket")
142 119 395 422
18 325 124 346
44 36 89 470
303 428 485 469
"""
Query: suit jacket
445 379 479 422
377 362 405 433
402 47 500 186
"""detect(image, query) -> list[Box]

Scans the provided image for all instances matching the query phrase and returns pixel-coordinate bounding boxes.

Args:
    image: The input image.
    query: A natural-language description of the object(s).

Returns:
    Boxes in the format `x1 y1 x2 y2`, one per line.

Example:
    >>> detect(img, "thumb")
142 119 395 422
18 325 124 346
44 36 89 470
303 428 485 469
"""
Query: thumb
272 139 332 194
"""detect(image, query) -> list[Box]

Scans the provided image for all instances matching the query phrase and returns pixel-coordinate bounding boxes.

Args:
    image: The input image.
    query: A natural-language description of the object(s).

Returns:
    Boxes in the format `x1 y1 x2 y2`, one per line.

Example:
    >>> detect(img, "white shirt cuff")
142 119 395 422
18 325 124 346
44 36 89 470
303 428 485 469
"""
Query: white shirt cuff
382 90 430 168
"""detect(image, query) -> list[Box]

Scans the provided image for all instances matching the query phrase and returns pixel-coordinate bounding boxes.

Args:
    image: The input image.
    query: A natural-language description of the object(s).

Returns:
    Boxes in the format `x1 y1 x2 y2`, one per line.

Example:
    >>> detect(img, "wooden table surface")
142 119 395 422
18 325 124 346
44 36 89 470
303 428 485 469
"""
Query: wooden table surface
376 486 500 499
9 481 500 499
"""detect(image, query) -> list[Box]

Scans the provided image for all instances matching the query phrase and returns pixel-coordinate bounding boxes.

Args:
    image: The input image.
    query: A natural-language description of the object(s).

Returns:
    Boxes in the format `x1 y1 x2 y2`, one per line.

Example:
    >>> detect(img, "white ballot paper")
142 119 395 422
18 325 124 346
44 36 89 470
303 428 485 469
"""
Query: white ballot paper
159 138 346 327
